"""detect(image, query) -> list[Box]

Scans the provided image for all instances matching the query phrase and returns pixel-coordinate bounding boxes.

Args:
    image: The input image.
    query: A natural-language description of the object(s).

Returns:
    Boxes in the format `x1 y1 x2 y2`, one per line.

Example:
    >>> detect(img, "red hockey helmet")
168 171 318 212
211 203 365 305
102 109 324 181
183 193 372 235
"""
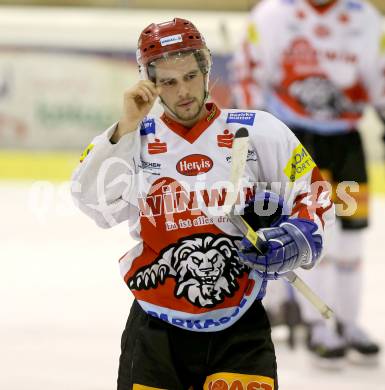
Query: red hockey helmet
137 18 208 68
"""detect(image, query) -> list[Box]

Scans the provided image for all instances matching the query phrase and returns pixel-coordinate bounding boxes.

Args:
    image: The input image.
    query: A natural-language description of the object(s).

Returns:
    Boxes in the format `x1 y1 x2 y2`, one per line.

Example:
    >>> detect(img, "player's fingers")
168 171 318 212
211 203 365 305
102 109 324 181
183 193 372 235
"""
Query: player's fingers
146 83 160 99
135 88 149 103
142 80 159 95
142 85 157 101
139 86 152 102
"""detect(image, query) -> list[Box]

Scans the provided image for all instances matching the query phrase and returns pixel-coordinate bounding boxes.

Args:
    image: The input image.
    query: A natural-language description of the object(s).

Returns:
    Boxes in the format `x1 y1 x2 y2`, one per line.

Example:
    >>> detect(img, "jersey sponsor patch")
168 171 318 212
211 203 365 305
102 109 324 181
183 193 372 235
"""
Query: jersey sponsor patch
226 112 255 126
160 34 183 46
205 372 274 390
147 299 248 330
79 143 94 162
217 130 234 148
314 24 331 38
380 33 385 54
176 154 213 176
247 23 260 45
140 118 156 135
226 149 258 163
284 144 316 182
148 138 167 154
346 0 363 11
139 160 161 175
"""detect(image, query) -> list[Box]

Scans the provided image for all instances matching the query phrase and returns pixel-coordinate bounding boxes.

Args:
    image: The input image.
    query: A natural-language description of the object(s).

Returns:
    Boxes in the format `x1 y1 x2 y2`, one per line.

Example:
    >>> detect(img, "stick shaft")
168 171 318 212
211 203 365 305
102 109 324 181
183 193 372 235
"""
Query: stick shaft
227 130 333 320
284 271 334 319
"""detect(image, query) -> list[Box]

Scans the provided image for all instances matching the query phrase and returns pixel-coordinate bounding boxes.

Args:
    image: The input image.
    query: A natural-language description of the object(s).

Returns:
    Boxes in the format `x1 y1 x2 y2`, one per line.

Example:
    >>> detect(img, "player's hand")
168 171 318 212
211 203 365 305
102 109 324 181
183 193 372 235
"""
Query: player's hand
111 80 160 142
237 218 322 279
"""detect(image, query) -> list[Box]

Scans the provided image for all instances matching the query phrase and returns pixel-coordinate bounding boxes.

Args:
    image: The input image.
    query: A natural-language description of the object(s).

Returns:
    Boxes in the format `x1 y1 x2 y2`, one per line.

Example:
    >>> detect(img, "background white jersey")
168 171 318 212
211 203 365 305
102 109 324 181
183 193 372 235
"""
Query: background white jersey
231 0 385 134
71 103 334 332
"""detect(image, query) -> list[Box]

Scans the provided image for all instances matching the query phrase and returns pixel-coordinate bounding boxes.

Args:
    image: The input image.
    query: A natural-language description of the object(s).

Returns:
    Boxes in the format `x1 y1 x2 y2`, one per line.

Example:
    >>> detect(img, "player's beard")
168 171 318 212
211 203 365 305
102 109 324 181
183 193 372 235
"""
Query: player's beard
173 96 206 122
160 92 206 124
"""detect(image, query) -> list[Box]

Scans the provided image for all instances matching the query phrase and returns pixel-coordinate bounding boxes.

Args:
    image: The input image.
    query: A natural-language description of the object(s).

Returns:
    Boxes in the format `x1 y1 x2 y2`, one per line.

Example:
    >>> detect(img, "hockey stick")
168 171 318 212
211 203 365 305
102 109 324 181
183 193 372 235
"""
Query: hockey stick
225 128 334 320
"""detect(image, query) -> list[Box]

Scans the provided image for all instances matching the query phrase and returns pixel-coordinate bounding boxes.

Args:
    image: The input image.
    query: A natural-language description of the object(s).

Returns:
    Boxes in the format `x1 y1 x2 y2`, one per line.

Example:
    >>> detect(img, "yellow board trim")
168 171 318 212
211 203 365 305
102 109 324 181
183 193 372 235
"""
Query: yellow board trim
0 151 384 195
133 385 166 390
0 150 79 182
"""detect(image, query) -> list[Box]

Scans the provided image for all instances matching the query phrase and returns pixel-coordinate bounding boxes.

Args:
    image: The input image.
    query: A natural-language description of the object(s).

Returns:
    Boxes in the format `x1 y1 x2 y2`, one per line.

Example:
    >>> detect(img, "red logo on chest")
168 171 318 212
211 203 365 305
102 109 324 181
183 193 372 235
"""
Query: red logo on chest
176 154 213 176
217 130 234 148
148 138 167 154
314 24 331 38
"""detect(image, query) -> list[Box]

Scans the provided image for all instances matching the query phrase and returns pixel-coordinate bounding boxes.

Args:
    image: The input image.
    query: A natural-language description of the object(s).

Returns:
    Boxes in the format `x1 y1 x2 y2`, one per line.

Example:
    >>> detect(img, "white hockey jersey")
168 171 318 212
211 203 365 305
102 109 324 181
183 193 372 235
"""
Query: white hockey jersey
231 0 385 134
72 103 335 332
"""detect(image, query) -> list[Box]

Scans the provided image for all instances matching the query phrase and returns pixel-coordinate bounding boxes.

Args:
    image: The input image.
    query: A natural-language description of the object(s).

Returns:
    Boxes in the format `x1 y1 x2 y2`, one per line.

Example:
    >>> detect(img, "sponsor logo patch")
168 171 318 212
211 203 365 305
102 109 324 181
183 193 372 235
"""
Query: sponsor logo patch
176 154 213 176
226 149 257 163
338 12 350 24
296 9 306 20
160 34 183 46
346 0 363 11
226 112 255 126
140 118 156 135
139 160 161 175
380 33 385 54
247 23 259 45
284 144 315 182
314 24 331 38
206 372 274 390
148 138 167 154
147 299 247 330
217 130 234 148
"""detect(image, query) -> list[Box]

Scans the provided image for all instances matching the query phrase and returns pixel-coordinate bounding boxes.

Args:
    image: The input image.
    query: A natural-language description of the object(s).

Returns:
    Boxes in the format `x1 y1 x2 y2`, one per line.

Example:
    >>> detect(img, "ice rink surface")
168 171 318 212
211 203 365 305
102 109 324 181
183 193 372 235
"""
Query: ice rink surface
1 182 384 389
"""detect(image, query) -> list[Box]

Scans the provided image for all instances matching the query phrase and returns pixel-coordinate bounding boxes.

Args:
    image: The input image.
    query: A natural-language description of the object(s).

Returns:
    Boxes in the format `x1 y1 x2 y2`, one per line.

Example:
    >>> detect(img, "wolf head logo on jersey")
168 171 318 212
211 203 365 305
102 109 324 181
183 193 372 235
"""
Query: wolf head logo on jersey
127 234 246 307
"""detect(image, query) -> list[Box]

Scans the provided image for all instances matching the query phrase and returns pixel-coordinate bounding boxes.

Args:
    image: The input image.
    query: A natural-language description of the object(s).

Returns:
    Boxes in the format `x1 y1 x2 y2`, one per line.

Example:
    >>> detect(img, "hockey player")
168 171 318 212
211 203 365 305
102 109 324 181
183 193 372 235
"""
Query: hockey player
72 18 334 388
230 0 384 366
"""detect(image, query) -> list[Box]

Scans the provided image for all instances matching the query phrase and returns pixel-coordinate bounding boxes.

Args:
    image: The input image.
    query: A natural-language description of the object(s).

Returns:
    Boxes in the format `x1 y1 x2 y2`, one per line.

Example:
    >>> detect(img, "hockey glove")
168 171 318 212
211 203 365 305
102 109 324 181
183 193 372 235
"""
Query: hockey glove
237 218 323 279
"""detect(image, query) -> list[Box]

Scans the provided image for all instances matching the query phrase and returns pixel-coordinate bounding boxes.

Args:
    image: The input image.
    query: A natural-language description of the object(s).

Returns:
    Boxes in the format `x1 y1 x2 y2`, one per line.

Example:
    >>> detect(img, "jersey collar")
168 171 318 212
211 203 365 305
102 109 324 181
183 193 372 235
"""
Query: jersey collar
305 0 338 15
161 102 221 144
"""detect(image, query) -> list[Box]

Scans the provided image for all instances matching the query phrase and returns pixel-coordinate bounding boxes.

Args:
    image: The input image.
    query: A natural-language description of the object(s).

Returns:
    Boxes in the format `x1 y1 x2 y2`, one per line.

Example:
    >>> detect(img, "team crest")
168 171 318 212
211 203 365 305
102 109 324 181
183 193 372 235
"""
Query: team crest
128 234 246 307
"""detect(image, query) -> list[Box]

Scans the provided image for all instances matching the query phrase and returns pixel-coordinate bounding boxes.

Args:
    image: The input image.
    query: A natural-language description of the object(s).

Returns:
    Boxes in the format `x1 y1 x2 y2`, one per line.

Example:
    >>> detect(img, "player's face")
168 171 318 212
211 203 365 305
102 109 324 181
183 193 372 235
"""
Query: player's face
154 53 206 125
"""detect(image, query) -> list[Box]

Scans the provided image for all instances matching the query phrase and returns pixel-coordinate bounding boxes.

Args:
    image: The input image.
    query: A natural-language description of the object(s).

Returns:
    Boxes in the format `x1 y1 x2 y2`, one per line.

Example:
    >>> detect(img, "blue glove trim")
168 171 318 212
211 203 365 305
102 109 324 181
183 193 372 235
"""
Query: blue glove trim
280 218 323 267
236 218 323 275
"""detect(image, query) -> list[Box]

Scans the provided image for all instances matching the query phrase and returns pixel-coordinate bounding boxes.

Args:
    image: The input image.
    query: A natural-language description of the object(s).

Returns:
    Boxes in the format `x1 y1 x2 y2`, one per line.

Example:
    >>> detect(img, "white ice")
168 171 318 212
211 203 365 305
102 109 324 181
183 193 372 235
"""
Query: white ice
0 182 384 389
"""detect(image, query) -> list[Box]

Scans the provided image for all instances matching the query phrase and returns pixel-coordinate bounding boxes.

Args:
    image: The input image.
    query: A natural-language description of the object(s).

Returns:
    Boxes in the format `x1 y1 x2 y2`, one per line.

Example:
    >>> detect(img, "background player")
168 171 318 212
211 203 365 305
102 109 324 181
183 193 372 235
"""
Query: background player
230 0 384 367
